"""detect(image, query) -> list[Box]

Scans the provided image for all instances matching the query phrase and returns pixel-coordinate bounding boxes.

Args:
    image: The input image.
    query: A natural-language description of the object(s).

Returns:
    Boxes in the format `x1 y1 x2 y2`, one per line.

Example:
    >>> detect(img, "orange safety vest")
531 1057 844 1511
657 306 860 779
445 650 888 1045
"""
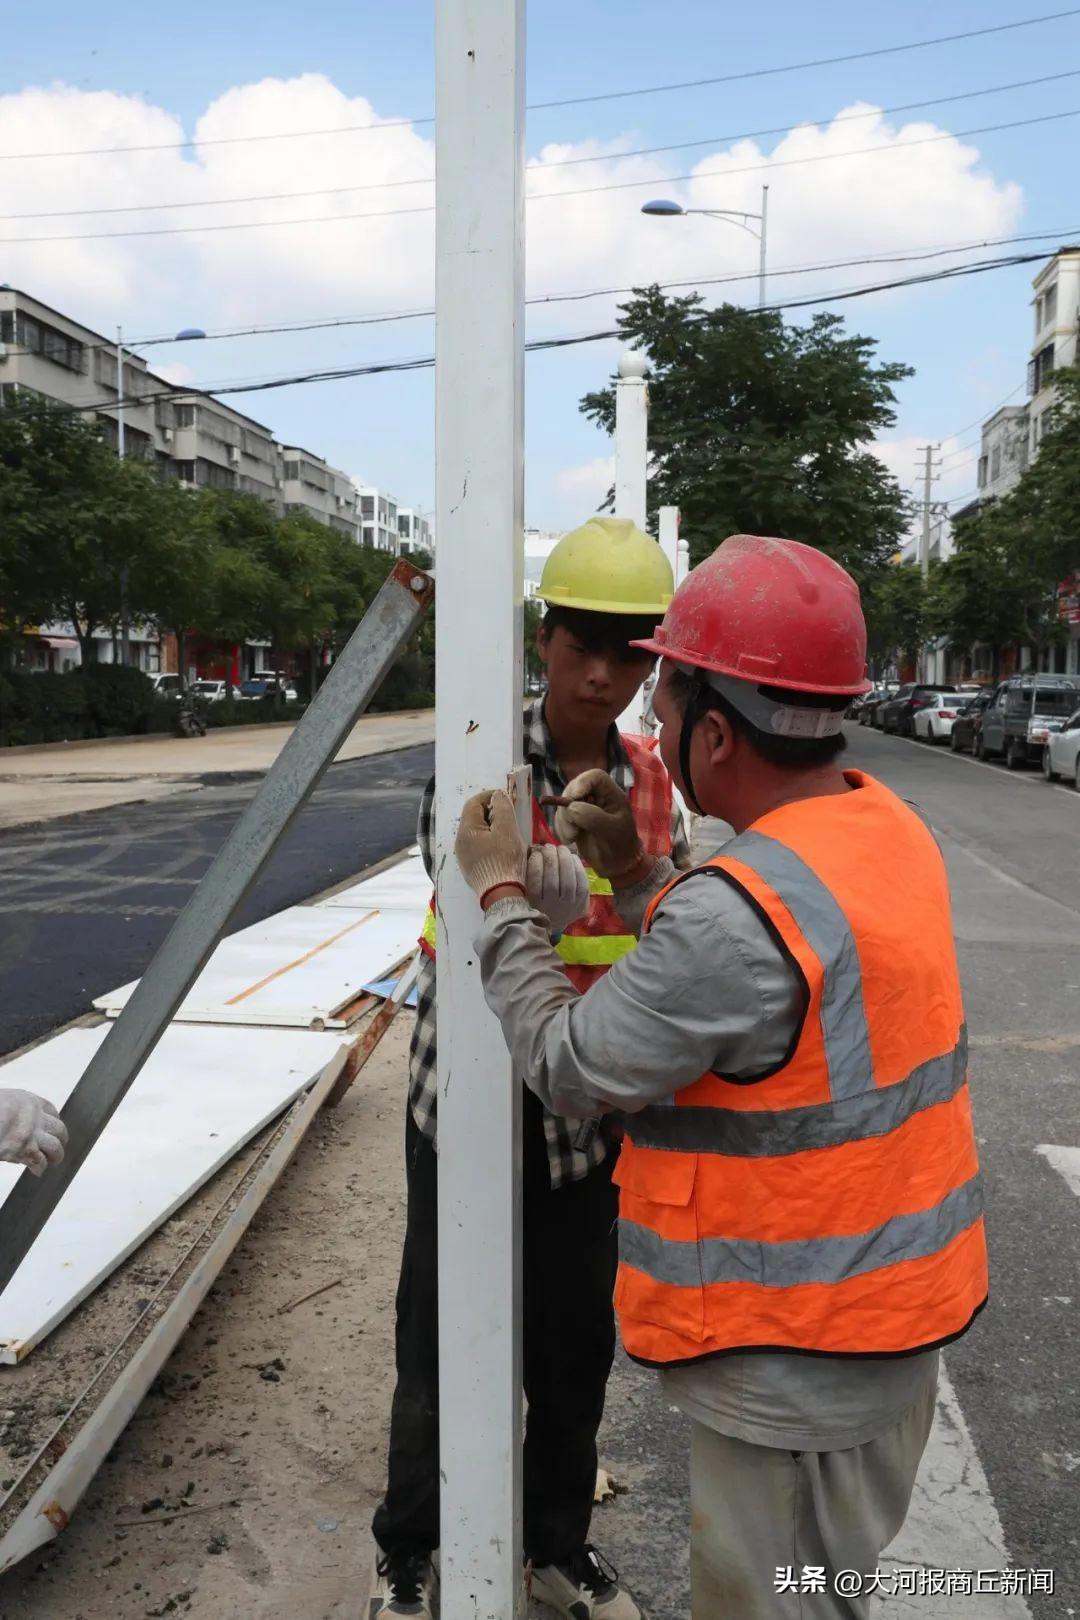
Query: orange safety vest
614 770 988 1367
419 734 674 993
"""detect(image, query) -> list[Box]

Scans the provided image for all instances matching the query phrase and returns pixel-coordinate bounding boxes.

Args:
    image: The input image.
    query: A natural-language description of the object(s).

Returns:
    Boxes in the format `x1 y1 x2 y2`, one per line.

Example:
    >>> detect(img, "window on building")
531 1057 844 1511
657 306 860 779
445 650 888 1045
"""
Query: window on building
283 460 300 480
200 458 235 489
977 455 988 488
175 460 197 484
990 446 1002 482
360 496 374 518
1034 295 1044 332
1033 343 1055 394
1044 283 1058 327
174 403 197 429
362 524 375 544
11 313 86 374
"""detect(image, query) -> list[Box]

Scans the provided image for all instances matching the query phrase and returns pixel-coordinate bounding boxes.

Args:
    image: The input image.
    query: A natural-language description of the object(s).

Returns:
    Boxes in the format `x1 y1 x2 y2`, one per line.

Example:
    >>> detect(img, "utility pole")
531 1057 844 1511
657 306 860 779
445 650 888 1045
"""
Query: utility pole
116 326 132 669
615 349 650 732
758 184 769 310
915 444 941 680
434 1 528 1615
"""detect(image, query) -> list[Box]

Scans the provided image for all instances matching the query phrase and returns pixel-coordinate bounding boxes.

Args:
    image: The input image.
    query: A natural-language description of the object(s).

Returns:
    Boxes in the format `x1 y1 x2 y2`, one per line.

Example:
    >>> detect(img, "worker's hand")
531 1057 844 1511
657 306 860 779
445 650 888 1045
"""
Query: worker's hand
553 769 646 881
455 789 527 906
0 1089 68 1177
526 844 590 935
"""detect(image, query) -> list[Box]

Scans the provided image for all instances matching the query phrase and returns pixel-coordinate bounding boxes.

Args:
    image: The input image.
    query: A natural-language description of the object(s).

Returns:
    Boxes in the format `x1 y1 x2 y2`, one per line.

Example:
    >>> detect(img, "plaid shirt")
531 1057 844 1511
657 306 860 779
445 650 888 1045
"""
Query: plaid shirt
409 699 692 1189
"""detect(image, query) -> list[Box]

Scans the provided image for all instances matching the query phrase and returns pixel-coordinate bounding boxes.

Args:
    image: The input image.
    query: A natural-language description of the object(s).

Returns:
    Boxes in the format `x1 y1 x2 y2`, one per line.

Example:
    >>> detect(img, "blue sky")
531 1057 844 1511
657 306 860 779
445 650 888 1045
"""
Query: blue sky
3 0 1078 532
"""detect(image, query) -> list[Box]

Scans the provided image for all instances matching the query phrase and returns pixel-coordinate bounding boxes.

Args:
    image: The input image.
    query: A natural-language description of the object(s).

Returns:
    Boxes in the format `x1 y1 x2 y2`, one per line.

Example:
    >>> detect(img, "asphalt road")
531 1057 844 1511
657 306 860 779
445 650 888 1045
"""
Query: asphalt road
1 723 1078 1611
0 742 434 1058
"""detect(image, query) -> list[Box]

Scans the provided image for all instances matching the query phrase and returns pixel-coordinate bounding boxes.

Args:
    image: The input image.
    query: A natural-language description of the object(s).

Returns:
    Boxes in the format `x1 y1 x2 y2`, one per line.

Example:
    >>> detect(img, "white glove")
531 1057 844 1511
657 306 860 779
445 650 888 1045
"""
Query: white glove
0 1089 68 1177
526 844 590 935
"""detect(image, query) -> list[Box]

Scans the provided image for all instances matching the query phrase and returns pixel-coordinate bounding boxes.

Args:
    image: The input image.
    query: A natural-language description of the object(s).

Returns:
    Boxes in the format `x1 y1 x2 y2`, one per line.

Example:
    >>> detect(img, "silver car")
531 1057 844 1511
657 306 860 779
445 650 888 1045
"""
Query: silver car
1042 705 1080 788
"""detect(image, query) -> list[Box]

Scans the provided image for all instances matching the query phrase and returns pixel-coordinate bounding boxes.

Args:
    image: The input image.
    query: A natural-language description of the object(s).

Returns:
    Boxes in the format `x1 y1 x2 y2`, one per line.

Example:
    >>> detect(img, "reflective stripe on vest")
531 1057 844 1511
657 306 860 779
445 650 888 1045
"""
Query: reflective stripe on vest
630 1027 969 1157
555 932 636 967
420 907 437 952
621 1174 984 1290
720 829 873 1103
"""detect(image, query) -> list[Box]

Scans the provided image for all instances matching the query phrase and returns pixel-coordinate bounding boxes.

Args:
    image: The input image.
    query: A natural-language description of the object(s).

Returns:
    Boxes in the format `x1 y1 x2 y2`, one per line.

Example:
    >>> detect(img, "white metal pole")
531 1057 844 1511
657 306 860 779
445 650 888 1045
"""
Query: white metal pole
434 1 527 1615
615 350 650 732
614 349 648 528
677 537 691 585
758 185 769 309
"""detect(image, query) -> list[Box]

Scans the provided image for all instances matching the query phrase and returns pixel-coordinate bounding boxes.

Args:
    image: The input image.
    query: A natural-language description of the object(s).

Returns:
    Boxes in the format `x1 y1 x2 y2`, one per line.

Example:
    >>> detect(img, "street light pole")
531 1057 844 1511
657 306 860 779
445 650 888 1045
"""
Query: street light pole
117 325 132 668
642 189 770 308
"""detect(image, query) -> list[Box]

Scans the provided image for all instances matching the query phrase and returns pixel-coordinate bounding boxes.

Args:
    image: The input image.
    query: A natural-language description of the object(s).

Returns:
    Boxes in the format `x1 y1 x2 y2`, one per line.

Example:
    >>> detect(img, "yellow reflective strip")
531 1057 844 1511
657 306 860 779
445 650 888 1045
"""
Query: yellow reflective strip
420 910 438 948
584 867 613 897
556 933 637 966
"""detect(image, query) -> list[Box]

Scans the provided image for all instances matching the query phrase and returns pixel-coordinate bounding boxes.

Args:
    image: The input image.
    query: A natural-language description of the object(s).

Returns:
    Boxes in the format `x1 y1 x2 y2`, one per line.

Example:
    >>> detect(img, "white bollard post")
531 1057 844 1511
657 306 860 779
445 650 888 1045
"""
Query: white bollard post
677 536 691 585
434 1 527 1615
658 505 680 582
615 350 650 733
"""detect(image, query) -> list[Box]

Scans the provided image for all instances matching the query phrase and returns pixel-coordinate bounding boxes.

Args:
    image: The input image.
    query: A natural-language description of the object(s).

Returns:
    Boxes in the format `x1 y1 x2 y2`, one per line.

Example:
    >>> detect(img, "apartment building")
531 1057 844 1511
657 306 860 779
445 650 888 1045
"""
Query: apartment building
396 507 433 556
976 404 1029 502
1027 246 1080 458
281 447 361 538
356 484 400 552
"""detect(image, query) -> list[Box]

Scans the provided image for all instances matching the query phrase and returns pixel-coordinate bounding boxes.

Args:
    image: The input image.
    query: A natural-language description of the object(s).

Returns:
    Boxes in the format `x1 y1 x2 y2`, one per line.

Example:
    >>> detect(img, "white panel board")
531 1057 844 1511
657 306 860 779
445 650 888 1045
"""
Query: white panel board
0 1024 346 1360
318 854 430 914
94 906 420 1028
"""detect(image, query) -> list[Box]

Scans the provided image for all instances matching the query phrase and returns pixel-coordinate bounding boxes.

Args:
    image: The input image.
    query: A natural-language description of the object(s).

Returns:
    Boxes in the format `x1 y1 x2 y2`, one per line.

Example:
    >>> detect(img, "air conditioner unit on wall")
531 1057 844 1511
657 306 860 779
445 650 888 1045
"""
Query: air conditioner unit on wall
228 446 241 466
163 428 174 445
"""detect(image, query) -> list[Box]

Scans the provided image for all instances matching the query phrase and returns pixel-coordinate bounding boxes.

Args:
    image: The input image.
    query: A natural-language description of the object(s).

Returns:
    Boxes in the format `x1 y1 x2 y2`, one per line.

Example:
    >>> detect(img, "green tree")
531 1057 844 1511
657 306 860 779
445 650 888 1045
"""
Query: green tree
937 368 1080 668
580 290 912 584
0 394 152 661
864 562 930 673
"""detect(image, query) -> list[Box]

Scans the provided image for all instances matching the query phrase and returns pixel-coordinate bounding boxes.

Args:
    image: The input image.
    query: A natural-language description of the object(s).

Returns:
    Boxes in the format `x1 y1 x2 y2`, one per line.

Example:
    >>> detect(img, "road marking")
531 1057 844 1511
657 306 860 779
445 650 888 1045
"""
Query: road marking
1036 1144 1080 1200
881 1364 1032 1618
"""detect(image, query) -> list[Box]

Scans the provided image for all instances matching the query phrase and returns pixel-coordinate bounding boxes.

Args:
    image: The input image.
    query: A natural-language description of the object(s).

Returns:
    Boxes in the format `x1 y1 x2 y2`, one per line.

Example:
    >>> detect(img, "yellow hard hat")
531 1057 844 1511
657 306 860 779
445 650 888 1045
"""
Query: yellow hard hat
538 516 674 615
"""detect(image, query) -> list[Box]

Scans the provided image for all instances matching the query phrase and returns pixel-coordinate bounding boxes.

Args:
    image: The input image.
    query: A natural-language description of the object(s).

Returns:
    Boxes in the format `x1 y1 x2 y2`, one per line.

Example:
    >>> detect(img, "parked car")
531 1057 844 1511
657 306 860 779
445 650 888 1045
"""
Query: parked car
190 679 238 702
880 684 963 738
977 675 1080 769
855 683 897 726
238 677 299 702
149 673 183 699
949 690 993 754
1042 703 1080 788
912 692 966 744
865 682 902 729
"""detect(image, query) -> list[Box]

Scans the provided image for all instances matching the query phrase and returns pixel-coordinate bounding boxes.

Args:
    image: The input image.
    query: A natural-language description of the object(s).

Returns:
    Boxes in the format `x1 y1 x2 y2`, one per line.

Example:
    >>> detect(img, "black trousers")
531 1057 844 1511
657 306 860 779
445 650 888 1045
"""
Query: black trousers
372 1088 619 1567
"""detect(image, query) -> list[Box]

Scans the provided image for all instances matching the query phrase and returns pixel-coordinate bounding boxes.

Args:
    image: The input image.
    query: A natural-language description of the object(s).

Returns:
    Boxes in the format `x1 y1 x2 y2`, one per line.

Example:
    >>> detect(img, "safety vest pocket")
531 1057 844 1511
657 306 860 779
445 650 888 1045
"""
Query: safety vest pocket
613 1144 707 1342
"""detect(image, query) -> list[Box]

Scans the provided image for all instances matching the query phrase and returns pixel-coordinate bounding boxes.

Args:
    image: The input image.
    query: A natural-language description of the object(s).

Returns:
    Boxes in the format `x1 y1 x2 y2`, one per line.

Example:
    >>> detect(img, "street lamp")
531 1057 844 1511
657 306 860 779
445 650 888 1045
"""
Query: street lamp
114 324 207 667
642 186 769 309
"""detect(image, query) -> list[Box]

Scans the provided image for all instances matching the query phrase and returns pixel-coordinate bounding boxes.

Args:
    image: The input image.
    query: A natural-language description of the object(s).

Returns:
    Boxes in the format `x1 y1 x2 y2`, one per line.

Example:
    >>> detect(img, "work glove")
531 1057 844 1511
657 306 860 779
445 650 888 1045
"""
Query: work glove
0 1089 68 1177
526 844 590 935
553 769 645 881
455 789 527 904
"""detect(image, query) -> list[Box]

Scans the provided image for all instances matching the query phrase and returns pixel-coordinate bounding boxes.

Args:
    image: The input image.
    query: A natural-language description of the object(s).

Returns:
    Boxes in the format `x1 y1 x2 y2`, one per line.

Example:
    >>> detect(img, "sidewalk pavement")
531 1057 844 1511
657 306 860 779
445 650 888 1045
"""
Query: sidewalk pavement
0 708 435 831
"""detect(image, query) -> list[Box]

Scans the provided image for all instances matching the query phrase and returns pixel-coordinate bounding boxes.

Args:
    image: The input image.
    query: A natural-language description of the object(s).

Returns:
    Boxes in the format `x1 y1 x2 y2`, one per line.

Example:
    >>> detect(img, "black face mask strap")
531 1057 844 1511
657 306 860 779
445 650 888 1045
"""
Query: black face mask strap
679 669 710 816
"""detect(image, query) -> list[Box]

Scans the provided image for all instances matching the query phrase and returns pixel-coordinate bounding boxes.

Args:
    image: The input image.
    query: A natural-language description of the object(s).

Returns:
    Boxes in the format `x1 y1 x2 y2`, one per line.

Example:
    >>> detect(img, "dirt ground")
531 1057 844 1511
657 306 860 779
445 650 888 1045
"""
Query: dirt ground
0 1018 689 1620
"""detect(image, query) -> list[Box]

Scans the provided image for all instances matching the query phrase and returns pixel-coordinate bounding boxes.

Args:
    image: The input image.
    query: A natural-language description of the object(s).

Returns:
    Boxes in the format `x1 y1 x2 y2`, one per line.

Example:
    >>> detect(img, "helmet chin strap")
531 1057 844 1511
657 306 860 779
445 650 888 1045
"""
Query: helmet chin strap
678 668 710 816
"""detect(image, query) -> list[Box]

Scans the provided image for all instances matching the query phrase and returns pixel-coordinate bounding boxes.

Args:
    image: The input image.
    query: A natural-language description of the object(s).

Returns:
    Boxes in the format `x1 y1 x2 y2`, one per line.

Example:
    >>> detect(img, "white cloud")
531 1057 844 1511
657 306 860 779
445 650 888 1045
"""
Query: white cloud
554 456 614 509
0 76 1026 343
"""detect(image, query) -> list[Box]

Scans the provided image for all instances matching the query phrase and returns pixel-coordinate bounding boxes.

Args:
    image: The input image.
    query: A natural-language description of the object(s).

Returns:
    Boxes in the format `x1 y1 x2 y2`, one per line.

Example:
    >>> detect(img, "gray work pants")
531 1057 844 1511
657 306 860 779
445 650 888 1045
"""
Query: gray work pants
688 1375 937 1618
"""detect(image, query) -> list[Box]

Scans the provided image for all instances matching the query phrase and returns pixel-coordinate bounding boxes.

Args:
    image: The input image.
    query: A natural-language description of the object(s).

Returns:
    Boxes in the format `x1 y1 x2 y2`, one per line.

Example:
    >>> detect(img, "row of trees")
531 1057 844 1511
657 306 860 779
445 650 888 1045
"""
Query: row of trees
581 291 1078 675
860 369 1080 675
0 394 427 683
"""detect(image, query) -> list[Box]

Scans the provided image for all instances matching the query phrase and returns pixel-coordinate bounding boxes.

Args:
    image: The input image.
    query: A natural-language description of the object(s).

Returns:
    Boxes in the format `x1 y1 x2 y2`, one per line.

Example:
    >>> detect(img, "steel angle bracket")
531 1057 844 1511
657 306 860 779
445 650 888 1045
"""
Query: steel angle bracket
0 561 434 1298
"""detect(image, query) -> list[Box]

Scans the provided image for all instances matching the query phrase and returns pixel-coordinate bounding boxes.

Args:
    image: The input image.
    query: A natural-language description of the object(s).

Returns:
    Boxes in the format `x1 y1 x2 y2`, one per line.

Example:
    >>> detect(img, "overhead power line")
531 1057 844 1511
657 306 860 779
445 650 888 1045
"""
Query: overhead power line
104 226 1072 351
3 105 1079 248
5 67 1078 223
64 247 1056 413
2 6 1078 162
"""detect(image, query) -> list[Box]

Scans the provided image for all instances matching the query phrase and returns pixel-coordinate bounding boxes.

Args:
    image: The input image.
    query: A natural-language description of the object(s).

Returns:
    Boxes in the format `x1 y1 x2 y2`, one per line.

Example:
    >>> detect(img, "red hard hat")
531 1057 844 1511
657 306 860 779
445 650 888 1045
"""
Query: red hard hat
632 534 872 697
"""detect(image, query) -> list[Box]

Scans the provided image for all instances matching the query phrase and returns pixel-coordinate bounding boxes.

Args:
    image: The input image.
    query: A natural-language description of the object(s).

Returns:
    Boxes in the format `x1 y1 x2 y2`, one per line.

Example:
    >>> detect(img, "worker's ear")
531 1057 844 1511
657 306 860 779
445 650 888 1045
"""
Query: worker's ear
536 619 551 666
700 705 737 768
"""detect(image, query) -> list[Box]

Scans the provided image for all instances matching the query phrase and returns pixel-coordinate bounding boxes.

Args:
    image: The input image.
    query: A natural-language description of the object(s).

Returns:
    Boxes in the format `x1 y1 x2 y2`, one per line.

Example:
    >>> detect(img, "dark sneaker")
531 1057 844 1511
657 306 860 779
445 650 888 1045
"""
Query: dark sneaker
369 1547 438 1617
531 1545 641 1619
